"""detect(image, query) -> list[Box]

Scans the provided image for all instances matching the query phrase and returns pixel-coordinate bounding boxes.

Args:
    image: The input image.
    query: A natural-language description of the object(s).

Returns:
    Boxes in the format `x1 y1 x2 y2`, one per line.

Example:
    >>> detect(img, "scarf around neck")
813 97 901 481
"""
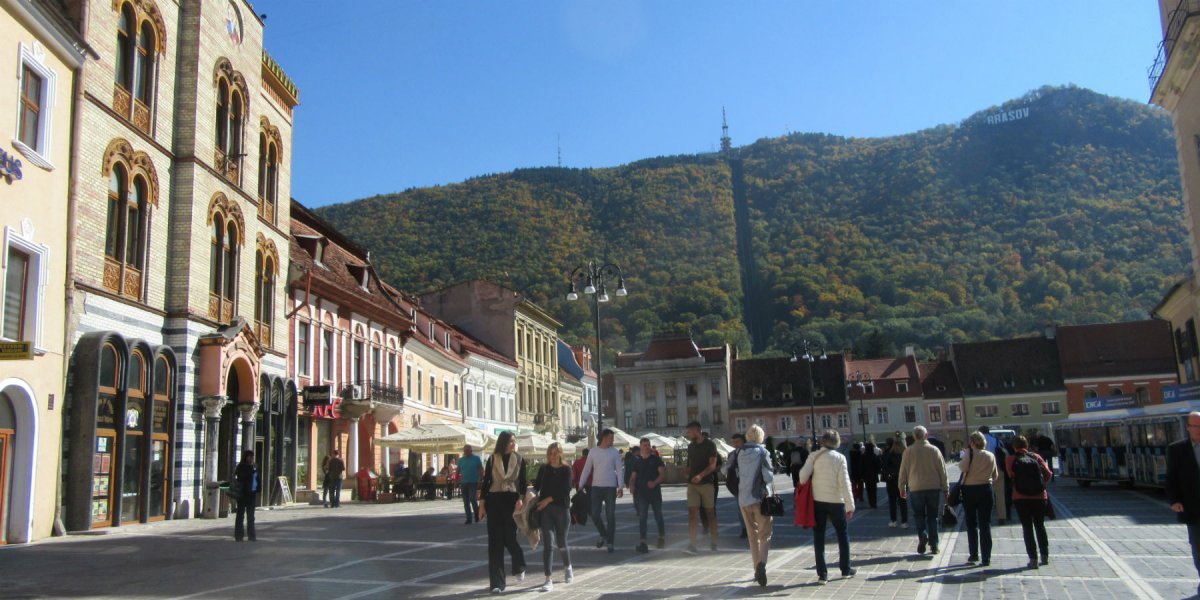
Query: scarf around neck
490 451 521 493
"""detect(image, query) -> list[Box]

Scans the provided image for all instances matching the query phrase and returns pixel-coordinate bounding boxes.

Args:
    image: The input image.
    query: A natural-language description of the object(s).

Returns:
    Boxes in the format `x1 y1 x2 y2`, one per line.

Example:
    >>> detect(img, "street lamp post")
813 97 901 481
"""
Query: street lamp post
791 340 826 450
567 260 628 434
847 370 873 445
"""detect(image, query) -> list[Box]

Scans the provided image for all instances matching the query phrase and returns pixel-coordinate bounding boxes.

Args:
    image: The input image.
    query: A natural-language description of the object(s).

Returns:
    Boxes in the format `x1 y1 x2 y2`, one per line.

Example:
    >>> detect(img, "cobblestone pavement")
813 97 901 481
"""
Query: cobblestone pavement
2 465 1198 599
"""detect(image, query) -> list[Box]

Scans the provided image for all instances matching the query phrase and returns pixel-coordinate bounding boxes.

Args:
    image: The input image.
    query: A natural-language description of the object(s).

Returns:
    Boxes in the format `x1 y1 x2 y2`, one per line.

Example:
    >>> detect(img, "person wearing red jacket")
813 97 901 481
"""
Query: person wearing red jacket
1006 436 1053 569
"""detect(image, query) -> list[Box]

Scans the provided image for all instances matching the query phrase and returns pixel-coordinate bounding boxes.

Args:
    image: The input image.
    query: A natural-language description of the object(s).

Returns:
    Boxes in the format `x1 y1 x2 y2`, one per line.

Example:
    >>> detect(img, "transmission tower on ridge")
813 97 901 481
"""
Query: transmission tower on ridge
720 107 733 156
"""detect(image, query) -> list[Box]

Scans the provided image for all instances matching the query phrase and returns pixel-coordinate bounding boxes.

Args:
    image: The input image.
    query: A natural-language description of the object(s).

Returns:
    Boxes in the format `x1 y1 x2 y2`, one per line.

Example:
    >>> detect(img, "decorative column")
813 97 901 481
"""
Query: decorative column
200 395 229 519
339 398 375 477
346 417 361 475
240 401 261 452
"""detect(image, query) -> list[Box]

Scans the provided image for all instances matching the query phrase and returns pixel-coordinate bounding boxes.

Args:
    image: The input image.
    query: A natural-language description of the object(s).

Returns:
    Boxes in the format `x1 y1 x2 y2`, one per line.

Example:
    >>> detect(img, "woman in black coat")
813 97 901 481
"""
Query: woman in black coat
881 438 907 527
861 442 881 509
479 431 527 593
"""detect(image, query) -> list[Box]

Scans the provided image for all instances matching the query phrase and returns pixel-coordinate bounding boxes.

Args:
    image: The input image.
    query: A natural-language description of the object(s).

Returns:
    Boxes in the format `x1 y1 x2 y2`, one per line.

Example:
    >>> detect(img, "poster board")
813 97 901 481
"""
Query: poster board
277 476 293 505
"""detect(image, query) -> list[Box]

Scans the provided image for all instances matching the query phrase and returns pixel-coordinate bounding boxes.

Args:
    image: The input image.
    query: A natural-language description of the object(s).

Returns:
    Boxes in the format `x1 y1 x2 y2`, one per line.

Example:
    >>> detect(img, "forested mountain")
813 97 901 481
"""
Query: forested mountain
317 85 1188 362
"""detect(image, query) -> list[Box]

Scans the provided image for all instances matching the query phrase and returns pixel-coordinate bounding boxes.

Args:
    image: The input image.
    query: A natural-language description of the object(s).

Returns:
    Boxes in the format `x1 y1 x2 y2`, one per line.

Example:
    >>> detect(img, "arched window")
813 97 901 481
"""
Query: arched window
150 356 172 519
253 250 275 347
115 5 134 90
207 204 240 323
257 125 280 224
93 343 121 527
113 2 159 131
103 164 147 300
214 63 248 184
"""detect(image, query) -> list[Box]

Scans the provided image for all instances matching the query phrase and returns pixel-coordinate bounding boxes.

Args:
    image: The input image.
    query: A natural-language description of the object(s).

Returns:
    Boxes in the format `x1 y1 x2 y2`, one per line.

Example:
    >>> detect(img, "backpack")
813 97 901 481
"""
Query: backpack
725 448 741 495
1011 452 1045 496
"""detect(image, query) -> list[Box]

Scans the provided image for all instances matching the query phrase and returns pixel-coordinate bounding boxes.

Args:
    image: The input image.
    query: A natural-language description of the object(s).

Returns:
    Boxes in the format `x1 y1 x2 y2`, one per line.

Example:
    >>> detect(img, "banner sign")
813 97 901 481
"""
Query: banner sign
303 385 332 408
0 341 32 360
1083 393 1136 412
1162 382 1200 404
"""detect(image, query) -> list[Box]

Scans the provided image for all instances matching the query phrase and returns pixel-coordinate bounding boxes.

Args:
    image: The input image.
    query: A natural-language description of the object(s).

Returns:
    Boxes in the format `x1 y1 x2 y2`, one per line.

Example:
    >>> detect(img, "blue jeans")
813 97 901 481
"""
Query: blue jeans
634 488 664 540
591 486 617 545
461 482 479 521
961 484 993 561
812 501 850 578
908 489 941 550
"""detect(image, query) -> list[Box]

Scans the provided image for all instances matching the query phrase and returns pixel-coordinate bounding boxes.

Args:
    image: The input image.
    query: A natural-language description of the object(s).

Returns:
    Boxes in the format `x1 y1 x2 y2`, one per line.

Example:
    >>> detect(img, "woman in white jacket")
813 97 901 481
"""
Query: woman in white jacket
797 429 856 584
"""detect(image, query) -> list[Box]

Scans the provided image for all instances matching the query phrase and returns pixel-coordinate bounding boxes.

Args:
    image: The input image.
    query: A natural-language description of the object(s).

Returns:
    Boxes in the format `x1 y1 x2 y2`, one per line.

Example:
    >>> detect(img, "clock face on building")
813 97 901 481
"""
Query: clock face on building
226 1 243 45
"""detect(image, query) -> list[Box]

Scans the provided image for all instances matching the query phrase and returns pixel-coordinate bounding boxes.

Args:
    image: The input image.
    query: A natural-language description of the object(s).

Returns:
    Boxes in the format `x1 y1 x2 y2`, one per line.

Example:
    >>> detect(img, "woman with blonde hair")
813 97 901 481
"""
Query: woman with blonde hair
722 424 776 586
797 429 856 584
479 431 527 593
960 431 999 566
533 442 574 592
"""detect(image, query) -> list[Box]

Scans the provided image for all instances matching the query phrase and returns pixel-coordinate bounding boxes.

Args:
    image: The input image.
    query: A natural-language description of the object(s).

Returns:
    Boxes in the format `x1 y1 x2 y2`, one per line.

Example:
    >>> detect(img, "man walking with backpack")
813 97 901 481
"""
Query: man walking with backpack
1006 435 1053 569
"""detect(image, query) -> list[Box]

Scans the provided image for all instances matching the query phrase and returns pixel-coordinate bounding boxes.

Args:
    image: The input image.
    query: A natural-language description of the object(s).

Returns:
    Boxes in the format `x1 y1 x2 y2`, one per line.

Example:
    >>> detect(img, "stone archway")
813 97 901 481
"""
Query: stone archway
0 379 37 544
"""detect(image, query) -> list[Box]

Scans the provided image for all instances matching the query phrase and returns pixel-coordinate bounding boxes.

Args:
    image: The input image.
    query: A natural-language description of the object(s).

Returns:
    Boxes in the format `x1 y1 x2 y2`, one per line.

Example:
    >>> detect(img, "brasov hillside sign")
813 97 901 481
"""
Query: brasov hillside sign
985 107 1031 125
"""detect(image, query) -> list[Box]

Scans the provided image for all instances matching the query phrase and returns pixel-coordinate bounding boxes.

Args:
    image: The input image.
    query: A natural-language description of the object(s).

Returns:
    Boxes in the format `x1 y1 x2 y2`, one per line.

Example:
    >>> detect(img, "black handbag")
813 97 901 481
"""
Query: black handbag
941 504 958 527
754 450 785 517
948 448 970 508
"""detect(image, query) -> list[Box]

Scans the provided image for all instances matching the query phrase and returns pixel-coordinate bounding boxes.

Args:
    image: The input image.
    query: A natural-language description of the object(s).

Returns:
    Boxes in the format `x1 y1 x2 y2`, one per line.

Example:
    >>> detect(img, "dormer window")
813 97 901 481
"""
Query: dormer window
444 331 450 350
346 264 369 291
1003 374 1016 389
781 383 793 400
428 321 434 340
296 235 325 265
896 381 909 393
974 376 988 389
752 386 763 400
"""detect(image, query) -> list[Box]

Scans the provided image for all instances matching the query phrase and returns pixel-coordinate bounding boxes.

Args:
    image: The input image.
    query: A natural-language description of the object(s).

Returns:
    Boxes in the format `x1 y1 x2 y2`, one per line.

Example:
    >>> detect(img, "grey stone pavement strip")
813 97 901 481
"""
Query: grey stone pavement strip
1 465 1198 599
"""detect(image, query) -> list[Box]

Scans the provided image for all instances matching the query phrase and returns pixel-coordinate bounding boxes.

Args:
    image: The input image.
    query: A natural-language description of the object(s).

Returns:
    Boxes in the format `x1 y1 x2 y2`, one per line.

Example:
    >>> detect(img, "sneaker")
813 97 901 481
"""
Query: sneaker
516 571 526 582
607 544 614 553
491 588 502 594
816 575 828 585
967 555 978 564
917 536 927 555
888 521 897 528
755 562 767 587
657 537 666 549
1027 559 1039 570
565 567 574 583
540 578 553 592
636 542 648 553
1039 557 1049 566
685 544 699 555
595 540 606 549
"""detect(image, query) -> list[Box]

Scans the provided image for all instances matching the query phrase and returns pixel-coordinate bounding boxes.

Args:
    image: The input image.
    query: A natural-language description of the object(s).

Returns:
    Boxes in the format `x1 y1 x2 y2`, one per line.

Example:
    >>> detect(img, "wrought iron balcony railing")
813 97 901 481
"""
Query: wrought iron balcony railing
340 379 404 409
1150 0 1200 94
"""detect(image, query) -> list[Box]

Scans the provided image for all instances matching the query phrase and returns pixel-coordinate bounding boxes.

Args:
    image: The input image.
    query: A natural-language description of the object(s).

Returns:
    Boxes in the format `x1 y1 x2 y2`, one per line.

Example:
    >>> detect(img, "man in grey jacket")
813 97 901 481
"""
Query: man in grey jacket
898 426 949 555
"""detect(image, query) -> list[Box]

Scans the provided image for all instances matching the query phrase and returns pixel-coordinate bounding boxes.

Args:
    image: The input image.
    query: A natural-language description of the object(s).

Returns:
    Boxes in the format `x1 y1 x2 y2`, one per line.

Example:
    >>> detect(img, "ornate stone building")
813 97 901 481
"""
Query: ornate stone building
612 334 733 438
59 0 298 530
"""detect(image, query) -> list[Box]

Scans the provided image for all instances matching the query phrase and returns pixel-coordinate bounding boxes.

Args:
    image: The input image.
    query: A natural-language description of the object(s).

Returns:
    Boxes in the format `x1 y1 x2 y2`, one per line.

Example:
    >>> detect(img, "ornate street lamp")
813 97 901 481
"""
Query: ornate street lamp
791 339 826 449
847 370 873 445
567 260 628 433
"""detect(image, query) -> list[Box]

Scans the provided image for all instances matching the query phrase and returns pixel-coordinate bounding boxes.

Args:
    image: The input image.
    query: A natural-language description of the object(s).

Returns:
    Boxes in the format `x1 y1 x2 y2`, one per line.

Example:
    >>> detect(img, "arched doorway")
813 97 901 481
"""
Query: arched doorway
217 364 244 496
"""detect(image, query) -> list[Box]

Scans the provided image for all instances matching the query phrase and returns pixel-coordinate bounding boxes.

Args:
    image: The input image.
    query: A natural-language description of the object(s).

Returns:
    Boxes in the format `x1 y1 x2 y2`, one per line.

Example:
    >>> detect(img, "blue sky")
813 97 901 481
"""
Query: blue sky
248 2 1165 207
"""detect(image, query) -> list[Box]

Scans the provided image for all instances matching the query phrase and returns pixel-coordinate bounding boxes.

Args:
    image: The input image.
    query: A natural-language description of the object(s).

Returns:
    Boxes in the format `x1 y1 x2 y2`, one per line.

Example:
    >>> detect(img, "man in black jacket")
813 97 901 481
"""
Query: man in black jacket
1167 410 1200 591
234 450 258 542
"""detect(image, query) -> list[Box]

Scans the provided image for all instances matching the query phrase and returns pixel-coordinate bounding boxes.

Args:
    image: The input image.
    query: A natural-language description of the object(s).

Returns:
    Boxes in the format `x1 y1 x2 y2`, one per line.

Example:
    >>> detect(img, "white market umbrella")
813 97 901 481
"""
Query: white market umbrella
374 421 494 454
638 432 683 453
712 438 735 459
599 425 642 450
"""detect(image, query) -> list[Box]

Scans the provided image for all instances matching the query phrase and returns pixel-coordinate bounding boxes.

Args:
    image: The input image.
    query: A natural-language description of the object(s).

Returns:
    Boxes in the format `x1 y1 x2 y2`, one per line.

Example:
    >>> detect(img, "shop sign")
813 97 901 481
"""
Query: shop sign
0 147 22 182
0 341 32 360
1163 382 1200 404
304 385 332 408
1083 393 1136 412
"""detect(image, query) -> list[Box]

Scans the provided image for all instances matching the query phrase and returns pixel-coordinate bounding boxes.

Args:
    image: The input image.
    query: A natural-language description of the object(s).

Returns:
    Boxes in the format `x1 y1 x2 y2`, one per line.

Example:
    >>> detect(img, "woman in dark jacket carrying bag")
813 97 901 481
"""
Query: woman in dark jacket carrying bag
533 442 574 592
882 438 907 528
861 442 881 509
234 450 257 542
480 431 527 594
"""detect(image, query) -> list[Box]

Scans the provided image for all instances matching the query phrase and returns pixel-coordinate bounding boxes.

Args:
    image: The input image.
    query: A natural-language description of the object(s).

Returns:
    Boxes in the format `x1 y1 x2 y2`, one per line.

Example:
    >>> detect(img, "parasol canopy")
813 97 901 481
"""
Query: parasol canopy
374 421 495 454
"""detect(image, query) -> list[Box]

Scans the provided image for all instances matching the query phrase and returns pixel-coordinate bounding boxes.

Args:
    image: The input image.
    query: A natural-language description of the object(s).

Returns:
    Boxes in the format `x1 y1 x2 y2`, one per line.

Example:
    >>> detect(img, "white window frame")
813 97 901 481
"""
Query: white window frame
948 403 963 422
13 43 57 170
875 405 889 424
295 320 311 377
896 381 909 393
820 413 833 428
1011 402 1030 417
780 415 794 431
975 404 998 419
837 412 850 428
928 404 942 423
2 227 48 351
1041 401 1061 415
734 417 748 432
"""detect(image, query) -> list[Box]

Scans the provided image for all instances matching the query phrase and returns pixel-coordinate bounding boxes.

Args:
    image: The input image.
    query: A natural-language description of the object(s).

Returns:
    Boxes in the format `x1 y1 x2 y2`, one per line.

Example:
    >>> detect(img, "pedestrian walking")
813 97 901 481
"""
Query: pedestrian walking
960 432 998 566
325 450 345 508
797 429 856 584
684 421 719 554
898 425 949 556
861 442 881 509
628 437 667 552
533 442 574 592
730 434 748 539
233 450 257 542
723 425 777 586
1167 411 1200 596
579 429 623 553
849 443 864 502
479 431 528 594
882 437 908 528
459 445 484 524
789 443 809 490
571 448 590 487
1006 435 1053 569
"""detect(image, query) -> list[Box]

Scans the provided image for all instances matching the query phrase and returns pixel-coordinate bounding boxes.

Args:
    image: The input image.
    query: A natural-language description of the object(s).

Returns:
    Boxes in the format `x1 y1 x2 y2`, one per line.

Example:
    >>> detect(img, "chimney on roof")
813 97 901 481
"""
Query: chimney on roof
904 344 915 357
